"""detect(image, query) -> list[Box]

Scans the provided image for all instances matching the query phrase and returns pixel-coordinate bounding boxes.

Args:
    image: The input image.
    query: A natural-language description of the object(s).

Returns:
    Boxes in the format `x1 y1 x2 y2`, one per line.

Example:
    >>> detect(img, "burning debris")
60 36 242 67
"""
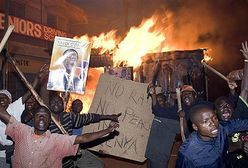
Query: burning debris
66 14 215 112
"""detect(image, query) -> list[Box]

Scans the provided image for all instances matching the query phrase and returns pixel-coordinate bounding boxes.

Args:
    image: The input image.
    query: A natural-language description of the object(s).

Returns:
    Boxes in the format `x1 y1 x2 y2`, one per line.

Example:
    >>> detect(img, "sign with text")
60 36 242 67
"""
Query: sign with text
84 73 153 162
0 12 72 41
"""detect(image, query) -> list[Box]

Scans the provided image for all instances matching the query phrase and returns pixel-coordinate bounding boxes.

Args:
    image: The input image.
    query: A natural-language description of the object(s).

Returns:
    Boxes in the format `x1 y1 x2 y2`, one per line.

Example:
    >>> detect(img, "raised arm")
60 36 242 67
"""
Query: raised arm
74 121 119 144
99 113 122 122
0 107 11 124
148 83 157 107
226 41 248 101
225 119 248 135
22 64 49 104
240 41 248 101
227 80 237 96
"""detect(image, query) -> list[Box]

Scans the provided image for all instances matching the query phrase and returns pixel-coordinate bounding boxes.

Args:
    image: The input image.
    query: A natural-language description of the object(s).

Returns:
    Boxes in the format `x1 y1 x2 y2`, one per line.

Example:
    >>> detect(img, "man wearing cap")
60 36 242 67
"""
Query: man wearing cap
0 65 48 167
145 83 200 168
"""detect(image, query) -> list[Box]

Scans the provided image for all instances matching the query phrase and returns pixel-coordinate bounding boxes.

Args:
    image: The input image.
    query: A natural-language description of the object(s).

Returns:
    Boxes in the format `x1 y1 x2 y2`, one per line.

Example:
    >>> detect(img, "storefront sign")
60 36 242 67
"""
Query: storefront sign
0 12 72 41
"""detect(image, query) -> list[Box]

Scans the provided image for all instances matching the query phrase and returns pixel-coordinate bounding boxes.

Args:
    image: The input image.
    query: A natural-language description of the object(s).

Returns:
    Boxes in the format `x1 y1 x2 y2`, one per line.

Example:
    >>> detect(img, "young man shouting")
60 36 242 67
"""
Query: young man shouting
176 104 248 168
0 105 118 168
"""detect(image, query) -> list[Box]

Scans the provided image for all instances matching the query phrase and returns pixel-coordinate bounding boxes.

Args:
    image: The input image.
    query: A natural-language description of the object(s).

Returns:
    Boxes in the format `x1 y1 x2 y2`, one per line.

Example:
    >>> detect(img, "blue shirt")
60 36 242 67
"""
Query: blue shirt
176 119 248 168
152 99 210 120
72 128 83 136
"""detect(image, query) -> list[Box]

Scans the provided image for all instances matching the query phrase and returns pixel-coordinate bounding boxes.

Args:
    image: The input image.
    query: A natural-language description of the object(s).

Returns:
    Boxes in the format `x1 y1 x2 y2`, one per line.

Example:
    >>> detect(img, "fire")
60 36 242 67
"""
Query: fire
66 68 104 113
75 15 173 68
70 15 174 113
74 30 119 55
203 49 213 62
114 16 169 68
71 14 211 113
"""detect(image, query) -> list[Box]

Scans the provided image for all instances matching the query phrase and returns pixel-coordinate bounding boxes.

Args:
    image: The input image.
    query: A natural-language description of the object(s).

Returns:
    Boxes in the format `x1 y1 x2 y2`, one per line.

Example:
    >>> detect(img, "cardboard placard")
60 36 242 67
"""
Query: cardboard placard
84 73 153 162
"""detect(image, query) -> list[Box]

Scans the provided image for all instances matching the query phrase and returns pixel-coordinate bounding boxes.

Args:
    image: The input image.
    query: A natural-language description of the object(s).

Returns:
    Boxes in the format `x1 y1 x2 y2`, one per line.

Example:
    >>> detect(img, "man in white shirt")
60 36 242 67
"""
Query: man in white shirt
0 90 25 167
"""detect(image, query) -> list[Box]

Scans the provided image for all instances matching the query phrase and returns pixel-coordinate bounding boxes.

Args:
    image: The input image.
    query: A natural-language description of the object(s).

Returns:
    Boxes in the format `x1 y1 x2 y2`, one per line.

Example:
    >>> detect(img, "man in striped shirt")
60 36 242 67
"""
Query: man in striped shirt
49 94 121 168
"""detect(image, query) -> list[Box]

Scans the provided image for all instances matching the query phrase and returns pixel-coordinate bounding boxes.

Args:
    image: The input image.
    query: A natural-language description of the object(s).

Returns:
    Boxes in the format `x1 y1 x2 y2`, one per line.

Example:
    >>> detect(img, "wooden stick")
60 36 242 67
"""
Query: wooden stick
202 61 228 81
0 25 14 54
176 88 186 142
7 55 68 135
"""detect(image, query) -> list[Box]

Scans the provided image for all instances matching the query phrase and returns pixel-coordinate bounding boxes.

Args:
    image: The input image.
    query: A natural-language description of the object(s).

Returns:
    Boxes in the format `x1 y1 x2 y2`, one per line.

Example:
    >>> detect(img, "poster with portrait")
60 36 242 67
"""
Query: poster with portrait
47 36 91 94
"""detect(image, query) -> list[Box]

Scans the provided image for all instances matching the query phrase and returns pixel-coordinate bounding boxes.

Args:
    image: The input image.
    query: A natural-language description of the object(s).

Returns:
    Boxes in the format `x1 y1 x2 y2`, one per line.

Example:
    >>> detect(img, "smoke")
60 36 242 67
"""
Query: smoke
155 0 248 70
140 0 248 99
73 0 248 99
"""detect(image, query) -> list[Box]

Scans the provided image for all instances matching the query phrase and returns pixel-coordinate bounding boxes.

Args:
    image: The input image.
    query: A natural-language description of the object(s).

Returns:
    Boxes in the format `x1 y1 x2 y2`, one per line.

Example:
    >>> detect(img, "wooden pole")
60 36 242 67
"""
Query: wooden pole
176 88 186 142
7 55 68 135
202 61 228 81
0 26 67 135
0 25 14 54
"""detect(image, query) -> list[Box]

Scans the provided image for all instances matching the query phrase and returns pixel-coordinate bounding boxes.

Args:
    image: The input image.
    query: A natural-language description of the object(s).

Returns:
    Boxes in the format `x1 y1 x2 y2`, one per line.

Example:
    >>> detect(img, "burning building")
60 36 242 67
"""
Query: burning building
1 1 210 113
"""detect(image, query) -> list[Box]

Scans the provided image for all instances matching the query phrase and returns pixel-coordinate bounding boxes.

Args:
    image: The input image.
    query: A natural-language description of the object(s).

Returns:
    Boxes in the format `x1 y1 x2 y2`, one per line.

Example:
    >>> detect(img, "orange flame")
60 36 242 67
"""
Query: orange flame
66 68 104 113
114 16 169 68
75 15 174 68
74 30 119 55
203 49 213 62
71 14 212 113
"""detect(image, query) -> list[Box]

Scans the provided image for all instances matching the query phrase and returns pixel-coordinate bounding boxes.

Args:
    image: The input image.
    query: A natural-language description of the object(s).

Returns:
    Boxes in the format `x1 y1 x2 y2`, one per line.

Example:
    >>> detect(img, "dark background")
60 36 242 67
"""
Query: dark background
69 0 248 101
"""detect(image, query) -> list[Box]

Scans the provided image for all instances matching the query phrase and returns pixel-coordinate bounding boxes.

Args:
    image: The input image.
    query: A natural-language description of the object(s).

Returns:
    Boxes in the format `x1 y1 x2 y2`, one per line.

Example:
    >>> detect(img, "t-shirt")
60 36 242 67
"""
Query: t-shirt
176 119 248 168
49 112 100 168
0 97 24 158
229 96 248 167
6 116 79 168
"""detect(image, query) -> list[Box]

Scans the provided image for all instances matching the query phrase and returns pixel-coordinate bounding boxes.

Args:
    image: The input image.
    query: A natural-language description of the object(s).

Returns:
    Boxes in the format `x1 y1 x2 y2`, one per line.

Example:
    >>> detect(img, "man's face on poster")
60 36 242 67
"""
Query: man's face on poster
63 50 78 73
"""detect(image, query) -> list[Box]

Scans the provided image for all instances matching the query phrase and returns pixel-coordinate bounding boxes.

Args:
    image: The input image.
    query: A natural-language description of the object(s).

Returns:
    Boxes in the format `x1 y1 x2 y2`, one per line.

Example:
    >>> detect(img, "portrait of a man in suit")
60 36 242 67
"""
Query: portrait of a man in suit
47 49 85 93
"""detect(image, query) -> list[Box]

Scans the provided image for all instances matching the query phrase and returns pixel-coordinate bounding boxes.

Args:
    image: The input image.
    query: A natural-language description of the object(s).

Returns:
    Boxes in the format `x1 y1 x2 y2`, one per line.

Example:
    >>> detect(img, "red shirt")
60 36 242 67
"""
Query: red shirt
6 116 79 168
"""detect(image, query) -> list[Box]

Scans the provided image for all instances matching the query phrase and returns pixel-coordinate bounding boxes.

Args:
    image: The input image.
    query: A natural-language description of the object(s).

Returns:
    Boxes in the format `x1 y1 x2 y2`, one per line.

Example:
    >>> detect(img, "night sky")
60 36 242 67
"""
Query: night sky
69 0 248 100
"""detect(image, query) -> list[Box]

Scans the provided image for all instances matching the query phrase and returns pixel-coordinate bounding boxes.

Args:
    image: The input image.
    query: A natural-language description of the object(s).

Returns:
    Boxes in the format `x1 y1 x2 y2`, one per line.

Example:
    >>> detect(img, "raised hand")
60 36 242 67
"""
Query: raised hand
108 113 122 122
107 121 119 133
178 110 185 118
227 80 237 90
38 64 49 81
240 41 248 60
227 69 243 81
148 82 156 95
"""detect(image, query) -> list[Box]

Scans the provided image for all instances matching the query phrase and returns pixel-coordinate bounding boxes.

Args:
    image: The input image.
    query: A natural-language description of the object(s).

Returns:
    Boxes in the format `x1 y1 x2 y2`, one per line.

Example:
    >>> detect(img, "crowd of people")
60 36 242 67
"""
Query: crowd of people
0 63 121 167
145 41 248 168
0 40 248 168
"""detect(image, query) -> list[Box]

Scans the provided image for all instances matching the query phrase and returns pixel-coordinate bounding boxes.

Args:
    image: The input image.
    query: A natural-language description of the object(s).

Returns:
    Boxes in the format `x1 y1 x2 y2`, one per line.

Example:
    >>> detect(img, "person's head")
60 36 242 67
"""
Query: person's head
156 93 167 108
0 90 12 109
181 85 197 106
62 49 78 74
49 95 64 115
25 96 38 111
190 104 219 141
33 106 51 135
214 96 234 121
71 99 83 114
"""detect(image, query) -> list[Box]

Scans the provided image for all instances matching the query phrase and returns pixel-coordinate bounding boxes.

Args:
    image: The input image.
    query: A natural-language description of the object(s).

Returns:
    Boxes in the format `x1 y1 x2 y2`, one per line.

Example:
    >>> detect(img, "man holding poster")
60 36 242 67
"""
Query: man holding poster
47 36 91 94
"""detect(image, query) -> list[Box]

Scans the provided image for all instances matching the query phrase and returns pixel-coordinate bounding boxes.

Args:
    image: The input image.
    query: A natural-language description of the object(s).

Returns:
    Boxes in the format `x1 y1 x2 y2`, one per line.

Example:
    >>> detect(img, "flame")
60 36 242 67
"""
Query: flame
71 14 212 113
203 49 213 62
114 16 169 68
75 15 174 68
74 30 119 55
66 68 104 113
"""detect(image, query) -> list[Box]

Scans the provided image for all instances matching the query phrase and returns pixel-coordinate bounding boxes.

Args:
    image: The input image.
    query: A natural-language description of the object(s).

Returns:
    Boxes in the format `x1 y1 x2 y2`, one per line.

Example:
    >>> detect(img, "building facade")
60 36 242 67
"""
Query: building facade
0 0 87 99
